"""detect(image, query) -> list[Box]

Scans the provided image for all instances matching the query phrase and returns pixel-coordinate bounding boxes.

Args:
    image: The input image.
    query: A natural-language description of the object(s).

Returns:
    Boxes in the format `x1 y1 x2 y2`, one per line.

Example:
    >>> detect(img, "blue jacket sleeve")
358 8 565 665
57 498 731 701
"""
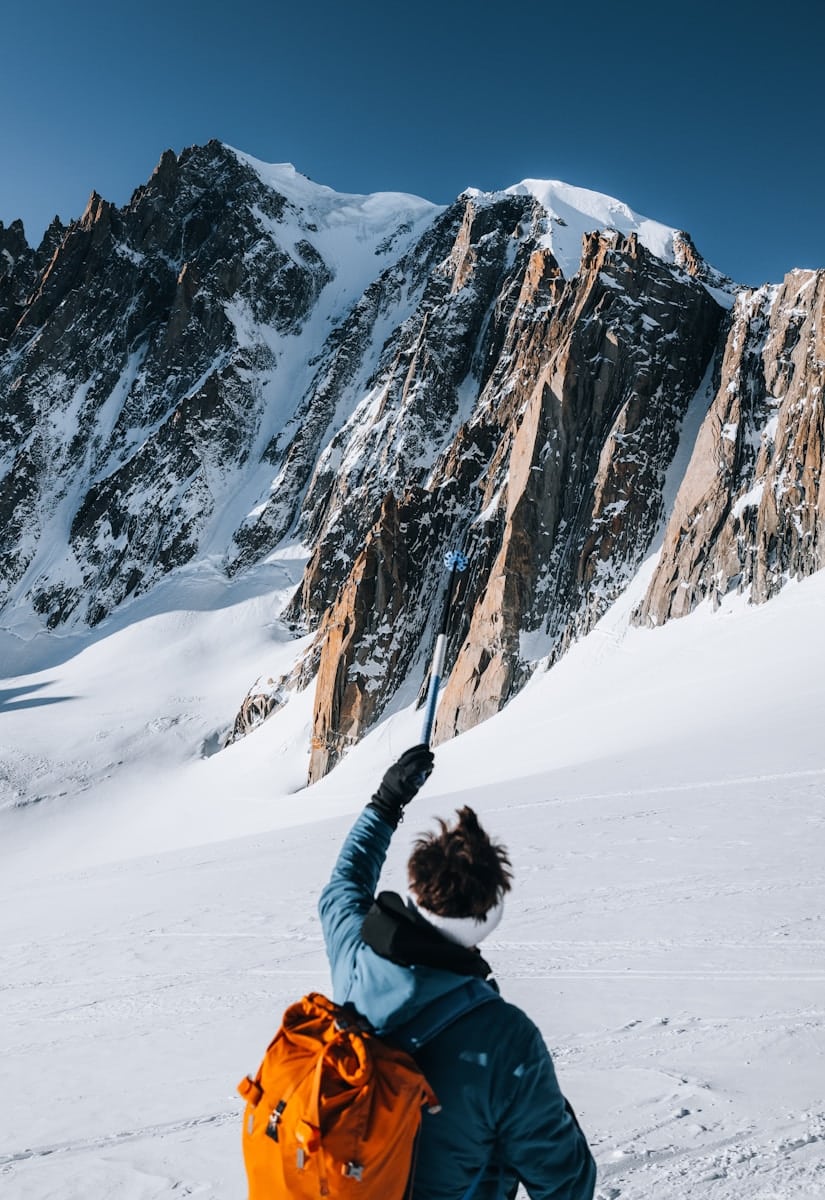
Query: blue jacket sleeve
318 806 394 991
495 1024 597 1200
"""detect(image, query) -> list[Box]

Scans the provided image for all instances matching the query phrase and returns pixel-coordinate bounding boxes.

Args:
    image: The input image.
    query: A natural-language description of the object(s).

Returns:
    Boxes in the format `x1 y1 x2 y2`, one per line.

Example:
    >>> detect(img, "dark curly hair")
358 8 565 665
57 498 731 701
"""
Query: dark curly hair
407 806 513 919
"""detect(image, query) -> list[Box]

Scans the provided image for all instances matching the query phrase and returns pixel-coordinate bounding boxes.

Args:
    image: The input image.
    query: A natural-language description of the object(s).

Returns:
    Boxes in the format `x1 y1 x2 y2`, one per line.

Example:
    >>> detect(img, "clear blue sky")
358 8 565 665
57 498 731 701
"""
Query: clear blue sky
2 0 823 286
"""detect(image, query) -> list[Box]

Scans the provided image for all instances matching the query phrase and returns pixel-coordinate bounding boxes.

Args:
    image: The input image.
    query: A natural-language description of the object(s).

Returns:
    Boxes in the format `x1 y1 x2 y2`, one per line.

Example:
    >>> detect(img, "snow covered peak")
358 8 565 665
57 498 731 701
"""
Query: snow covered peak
226 146 442 231
466 177 680 278
229 149 703 284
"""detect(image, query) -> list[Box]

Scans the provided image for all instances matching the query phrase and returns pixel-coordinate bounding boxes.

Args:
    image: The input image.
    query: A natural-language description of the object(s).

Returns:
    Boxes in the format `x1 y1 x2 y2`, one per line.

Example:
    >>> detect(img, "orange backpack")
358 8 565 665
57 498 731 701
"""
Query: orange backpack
238 991 439 1199
238 982 498 1200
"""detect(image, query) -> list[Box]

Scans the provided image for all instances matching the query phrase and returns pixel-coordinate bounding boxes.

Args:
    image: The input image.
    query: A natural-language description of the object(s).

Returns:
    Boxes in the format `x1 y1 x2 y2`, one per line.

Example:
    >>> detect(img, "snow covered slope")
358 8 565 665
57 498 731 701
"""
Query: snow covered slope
1 562 824 1199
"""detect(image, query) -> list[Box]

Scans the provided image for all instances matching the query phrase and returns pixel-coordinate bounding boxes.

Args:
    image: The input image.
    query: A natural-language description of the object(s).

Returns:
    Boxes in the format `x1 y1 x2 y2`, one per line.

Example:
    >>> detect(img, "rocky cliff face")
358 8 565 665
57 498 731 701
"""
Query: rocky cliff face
298 227 725 776
432 230 724 743
0 141 437 626
2 143 823 781
0 216 65 347
636 270 825 623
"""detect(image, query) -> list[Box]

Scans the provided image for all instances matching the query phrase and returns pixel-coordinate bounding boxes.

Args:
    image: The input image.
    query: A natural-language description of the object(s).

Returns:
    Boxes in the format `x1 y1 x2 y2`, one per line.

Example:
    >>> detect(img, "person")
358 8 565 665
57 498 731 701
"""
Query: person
318 744 597 1200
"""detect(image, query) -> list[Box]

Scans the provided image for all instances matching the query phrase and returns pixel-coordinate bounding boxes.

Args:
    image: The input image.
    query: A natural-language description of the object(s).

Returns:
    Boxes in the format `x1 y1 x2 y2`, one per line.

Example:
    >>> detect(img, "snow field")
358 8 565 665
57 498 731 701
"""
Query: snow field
1 566 825 1198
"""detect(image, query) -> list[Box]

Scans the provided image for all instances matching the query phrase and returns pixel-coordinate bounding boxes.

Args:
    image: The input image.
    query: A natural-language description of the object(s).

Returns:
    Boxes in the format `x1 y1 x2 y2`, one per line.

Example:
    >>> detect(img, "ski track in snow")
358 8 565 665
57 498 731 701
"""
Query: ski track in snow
2 571 825 1198
0 1111 237 1168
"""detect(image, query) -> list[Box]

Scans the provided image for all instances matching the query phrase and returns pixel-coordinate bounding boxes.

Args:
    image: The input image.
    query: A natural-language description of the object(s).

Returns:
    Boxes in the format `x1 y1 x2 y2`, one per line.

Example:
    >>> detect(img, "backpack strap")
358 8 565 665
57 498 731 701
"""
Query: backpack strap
390 978 500 1052
392 980 504 1200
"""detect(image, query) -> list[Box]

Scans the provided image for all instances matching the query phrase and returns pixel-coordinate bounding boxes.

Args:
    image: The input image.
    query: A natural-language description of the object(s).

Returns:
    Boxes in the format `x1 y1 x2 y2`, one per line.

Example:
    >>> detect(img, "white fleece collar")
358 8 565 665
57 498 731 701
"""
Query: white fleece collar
406 893 504 949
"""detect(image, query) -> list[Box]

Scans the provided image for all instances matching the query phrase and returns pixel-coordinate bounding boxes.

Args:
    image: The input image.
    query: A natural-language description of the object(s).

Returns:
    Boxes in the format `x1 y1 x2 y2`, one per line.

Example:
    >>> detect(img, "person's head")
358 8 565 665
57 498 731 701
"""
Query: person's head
407 806 512 947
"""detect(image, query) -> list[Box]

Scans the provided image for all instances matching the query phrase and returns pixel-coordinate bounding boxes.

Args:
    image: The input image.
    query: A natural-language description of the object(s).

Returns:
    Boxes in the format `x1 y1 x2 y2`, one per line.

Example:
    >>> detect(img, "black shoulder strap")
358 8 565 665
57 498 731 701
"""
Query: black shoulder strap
390 978 501 1052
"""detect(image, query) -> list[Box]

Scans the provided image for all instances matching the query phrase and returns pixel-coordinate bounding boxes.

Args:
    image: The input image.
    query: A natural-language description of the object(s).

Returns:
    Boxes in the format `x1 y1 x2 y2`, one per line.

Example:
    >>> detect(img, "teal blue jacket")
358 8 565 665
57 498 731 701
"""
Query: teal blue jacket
319 806 597 1200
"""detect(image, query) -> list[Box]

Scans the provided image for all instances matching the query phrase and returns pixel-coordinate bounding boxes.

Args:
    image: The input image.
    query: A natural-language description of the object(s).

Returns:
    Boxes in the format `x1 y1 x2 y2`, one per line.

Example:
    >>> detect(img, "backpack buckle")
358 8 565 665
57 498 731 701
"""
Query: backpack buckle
343 1162 364 1181
265 1099 287 1142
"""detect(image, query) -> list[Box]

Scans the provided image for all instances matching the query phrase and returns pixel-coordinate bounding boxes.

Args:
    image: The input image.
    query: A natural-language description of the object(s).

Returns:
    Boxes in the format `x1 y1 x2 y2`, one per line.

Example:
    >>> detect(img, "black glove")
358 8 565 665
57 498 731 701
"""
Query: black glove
368 744 435 827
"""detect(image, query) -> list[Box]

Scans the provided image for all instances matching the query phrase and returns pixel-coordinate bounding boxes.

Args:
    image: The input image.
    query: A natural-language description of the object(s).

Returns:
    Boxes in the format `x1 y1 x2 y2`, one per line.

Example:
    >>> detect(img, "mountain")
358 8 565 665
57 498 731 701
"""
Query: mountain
1 142 823 784
0 142 439 630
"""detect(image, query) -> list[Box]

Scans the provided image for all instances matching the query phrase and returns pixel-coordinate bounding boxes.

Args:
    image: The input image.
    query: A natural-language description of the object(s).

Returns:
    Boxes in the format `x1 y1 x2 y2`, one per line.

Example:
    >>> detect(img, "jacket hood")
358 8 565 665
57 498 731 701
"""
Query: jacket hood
362 892 493 976
341 891 493 1034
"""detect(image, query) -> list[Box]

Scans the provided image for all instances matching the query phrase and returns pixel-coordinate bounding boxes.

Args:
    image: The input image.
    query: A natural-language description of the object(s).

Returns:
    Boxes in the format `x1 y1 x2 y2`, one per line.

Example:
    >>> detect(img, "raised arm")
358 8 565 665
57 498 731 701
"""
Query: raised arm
317 745 434 992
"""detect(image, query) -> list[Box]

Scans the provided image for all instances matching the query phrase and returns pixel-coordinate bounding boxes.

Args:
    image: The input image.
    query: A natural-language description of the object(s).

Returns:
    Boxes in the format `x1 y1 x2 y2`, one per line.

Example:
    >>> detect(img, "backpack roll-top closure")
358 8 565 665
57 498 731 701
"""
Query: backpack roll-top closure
297 1026 376 1195
307 1026 373 1133
323 1026 372 1089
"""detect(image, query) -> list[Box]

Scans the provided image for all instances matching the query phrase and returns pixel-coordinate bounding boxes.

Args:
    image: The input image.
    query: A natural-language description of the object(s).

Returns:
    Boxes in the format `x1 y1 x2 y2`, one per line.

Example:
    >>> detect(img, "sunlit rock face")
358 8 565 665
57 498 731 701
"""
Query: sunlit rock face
431 230 724 744
636 271 825 625
3 143 822 780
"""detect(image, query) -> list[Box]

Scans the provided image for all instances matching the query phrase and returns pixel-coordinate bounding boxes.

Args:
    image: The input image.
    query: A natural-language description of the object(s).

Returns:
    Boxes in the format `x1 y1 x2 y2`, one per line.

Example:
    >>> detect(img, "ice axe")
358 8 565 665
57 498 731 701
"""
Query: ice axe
420 549 468 746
